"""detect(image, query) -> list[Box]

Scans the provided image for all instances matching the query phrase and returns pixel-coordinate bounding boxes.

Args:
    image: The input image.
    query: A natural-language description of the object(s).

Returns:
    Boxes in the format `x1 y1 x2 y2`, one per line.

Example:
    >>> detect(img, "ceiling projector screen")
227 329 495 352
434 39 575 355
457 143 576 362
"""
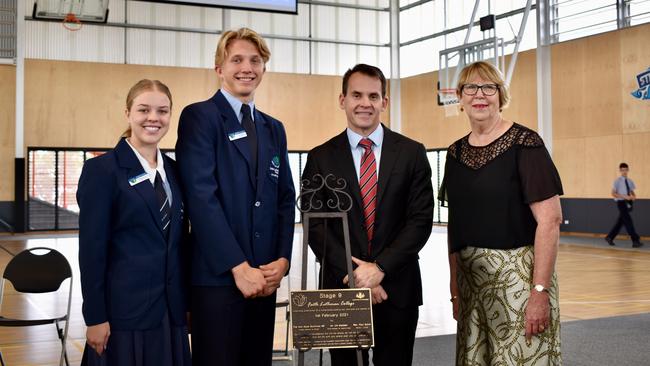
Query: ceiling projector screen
141 0 298 14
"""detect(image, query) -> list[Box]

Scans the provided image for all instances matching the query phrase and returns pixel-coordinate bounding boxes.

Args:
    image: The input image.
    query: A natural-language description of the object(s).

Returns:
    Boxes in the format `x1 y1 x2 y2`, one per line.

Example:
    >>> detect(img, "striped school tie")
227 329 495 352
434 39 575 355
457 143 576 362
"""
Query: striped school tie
154 172 171 240
359 138 377 254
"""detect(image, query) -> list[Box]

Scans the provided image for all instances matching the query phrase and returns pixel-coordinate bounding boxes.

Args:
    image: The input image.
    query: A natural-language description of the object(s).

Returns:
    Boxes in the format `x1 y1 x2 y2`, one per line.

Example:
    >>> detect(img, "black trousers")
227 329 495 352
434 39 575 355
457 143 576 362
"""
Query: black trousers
607 200 640 242
191 285 277 366
329 301 419 366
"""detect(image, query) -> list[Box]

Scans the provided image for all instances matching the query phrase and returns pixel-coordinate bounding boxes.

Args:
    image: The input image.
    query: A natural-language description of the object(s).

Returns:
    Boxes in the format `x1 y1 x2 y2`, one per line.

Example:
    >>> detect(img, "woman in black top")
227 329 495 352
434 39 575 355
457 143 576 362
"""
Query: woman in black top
440 61 563 365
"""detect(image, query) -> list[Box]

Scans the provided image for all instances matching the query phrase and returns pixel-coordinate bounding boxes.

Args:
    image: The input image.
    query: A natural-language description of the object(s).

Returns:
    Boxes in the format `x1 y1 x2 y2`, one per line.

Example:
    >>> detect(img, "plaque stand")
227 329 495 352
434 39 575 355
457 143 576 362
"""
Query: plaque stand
295 174 365 366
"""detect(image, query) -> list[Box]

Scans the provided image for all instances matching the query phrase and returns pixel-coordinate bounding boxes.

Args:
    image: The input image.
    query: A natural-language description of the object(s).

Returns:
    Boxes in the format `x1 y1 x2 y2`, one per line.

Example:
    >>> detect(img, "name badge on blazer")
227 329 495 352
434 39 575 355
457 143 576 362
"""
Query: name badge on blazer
228 130 248 141
128 172 149 186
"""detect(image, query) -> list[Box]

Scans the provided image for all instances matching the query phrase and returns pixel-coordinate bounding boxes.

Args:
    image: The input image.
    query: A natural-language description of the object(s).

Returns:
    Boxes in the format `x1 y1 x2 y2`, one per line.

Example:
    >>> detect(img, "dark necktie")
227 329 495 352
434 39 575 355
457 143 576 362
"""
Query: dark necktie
624 178 630 196
359 138 377 254
154 172 171 240
241 104 258 174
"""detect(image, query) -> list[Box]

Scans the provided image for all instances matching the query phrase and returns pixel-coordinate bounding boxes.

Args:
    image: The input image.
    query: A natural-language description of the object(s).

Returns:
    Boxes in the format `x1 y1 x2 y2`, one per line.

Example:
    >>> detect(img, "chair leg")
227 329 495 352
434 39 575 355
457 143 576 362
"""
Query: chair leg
0 350 5 366
56 320 70 366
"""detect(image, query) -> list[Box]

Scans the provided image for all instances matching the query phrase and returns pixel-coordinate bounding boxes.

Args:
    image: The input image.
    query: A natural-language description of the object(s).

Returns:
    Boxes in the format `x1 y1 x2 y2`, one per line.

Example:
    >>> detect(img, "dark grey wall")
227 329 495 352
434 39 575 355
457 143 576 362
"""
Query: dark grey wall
560 198 649 237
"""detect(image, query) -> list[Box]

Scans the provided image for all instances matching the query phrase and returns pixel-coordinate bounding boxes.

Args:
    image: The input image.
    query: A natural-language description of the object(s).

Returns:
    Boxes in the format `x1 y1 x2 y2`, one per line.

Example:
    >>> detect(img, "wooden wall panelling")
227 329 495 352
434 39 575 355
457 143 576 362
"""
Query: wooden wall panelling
24 59 217 150
501 51 538 130
584 135 623 198
553 137 586 198
581 33 624 138
552 31 623 140
0 65 16 201
552 40 586 140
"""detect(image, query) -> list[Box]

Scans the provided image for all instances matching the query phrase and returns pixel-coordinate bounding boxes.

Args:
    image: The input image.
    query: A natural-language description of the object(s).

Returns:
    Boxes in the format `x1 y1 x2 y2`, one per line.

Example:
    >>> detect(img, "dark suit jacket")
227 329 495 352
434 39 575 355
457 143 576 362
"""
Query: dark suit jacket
175 90 295 287
77 138 189 331
302 126 434 308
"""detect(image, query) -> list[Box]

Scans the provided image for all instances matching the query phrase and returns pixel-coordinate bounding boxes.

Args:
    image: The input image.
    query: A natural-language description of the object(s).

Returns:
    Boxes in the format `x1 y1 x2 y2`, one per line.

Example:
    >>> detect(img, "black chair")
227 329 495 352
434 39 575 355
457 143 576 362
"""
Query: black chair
0 247 73 366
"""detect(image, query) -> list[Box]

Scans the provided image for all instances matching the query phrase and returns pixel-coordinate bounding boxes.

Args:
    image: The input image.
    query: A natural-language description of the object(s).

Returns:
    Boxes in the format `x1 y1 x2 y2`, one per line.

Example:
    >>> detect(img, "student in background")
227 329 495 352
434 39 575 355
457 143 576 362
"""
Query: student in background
606 162 644 248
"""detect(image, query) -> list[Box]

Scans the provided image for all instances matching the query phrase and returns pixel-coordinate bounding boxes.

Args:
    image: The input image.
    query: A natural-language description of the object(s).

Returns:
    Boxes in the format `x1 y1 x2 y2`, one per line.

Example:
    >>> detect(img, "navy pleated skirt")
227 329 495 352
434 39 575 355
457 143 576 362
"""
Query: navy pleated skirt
81 312 191 366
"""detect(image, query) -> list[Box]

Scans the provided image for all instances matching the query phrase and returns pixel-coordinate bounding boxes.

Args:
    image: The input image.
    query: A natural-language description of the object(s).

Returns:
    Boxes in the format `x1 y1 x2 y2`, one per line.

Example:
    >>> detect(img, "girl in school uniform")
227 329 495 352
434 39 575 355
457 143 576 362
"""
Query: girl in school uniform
77 79 191 366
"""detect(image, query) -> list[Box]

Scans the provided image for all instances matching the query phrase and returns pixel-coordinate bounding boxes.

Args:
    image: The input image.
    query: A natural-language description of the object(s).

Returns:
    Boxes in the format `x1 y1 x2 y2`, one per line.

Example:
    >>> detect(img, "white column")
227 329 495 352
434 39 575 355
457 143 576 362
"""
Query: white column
15 0 24 158
536 0 553 153
389 0 401 133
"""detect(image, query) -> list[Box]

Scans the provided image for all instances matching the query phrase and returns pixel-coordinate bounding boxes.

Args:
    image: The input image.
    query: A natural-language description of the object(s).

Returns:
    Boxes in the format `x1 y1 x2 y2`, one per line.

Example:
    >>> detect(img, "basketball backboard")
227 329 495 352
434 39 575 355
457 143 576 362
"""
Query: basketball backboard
32 0 109 23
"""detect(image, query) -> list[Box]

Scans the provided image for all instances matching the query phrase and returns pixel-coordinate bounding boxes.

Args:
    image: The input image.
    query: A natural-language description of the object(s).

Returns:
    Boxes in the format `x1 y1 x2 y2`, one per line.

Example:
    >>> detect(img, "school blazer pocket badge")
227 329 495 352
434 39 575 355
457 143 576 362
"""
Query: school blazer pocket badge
269 155 280 180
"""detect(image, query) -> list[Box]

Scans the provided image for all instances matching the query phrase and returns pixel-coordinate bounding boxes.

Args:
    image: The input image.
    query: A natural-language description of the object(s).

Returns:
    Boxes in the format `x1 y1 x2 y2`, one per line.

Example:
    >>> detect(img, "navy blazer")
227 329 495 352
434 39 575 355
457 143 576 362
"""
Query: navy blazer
175 90 295 287
303 127 434 308
77 138 189 331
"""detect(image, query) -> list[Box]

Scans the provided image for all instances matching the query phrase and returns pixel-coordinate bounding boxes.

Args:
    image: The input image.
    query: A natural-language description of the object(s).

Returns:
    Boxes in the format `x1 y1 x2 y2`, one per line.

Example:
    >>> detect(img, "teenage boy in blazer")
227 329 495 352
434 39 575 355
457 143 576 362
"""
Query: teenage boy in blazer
175 28 295 366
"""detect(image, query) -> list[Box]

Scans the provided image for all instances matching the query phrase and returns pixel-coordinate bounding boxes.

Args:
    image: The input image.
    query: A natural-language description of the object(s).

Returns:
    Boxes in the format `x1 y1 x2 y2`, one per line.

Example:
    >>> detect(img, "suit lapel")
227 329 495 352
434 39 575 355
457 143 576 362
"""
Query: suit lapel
115 139 164 234
332 132 363 211
377 126 401 206
212 91 256 189
254 110 271 193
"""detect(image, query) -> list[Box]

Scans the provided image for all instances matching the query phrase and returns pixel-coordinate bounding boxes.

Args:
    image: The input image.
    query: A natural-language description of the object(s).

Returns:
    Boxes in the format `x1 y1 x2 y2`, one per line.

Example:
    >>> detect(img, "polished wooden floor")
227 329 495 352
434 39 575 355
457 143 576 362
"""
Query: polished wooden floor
0 228 649 365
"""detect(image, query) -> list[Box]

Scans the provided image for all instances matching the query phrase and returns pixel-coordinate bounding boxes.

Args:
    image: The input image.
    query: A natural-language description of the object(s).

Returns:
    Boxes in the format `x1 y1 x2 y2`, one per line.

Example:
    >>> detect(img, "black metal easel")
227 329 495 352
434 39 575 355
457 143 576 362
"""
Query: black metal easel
295 173 364 366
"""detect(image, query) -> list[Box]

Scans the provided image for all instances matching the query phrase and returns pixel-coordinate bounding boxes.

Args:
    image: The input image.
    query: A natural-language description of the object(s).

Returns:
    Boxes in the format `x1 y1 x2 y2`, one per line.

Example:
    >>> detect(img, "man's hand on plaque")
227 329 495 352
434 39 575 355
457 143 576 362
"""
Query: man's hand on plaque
232 261 266 298
342 257 385 289
371 285 388 305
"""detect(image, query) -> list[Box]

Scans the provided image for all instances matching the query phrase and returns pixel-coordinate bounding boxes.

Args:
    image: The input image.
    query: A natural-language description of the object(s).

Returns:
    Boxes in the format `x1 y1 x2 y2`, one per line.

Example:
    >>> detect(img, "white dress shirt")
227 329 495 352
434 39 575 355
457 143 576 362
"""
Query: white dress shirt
346 124 384 181
126 139 172 205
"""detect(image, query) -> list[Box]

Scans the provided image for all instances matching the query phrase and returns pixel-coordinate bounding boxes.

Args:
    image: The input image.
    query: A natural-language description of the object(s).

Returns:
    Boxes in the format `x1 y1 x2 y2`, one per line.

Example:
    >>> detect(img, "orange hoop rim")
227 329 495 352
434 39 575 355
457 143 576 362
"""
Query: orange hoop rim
62 13 83 32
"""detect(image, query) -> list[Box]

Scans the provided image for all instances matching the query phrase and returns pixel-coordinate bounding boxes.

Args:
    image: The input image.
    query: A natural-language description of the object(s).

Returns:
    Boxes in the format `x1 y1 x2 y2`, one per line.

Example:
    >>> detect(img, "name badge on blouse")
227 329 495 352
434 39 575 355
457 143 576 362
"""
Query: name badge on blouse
128 172 149 186
228 130 247 141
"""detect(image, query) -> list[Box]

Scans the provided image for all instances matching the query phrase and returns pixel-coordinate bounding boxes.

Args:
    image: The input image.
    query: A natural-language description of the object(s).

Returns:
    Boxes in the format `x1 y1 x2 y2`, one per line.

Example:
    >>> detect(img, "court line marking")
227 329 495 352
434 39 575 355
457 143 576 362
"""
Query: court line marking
561 300 650 304
558 250 650 263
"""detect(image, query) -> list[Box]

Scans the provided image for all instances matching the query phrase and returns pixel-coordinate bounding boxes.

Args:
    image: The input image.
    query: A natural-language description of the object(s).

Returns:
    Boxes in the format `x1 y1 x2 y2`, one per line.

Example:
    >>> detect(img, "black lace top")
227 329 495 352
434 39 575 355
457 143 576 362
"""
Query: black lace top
439 123 563 253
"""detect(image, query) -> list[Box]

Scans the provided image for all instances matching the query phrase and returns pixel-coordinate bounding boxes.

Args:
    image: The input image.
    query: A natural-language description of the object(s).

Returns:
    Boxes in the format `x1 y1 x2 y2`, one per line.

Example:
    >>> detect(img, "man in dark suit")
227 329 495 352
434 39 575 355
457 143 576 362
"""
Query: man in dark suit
302 64 434 366
175 28 295 366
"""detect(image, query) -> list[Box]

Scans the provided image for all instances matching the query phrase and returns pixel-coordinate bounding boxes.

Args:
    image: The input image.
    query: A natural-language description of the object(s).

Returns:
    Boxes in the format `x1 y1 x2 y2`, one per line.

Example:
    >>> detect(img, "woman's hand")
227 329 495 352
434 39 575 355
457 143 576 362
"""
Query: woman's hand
525 291 550 340
86 321 111 356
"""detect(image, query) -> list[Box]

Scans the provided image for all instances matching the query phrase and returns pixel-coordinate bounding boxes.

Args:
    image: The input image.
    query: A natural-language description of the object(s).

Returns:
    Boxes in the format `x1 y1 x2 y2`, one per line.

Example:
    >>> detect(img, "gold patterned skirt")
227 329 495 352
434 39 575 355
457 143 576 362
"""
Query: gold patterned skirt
455 246 561 366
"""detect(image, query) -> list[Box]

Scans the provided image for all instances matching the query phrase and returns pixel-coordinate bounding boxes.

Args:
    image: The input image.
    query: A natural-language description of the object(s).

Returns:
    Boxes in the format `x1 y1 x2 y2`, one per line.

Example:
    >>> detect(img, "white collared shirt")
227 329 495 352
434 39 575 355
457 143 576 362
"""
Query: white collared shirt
221 88 256 124
346 124 384 181
126 139 173 205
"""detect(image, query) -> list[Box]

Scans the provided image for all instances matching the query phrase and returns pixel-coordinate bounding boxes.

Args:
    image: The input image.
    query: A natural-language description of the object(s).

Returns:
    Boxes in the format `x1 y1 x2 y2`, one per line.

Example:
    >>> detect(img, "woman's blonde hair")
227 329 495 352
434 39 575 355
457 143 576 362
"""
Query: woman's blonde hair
214 27 271 68
122 79 172 138
456 61 510 111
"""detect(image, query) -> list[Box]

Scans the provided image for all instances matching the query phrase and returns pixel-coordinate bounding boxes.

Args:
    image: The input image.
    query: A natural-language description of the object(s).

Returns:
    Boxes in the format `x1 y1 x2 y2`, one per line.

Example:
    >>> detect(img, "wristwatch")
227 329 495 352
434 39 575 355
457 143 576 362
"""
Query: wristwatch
532 284 549 293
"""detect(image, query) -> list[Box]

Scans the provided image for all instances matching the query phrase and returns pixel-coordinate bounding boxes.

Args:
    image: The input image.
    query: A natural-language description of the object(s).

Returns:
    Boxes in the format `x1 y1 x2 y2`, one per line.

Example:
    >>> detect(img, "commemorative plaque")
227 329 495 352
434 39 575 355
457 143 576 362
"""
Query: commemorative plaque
291 288 374 350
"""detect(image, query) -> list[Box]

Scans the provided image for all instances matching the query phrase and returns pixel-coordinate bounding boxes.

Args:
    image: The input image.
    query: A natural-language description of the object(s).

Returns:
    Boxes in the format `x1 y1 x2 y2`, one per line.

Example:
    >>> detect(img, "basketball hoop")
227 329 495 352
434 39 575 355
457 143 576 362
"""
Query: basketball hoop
62 13 83 32
438 88 460 117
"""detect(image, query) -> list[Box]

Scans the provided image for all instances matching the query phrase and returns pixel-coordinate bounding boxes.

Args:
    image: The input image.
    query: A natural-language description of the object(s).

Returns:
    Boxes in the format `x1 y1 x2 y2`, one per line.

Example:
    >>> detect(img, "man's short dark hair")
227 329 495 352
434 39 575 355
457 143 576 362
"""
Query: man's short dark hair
342 64 387 97
620 163 629 169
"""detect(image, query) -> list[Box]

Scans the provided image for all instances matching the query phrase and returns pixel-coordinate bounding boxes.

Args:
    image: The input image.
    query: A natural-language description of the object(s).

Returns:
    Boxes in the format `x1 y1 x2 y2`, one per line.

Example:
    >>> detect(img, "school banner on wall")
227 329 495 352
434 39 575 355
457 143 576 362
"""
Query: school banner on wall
631 67 650 100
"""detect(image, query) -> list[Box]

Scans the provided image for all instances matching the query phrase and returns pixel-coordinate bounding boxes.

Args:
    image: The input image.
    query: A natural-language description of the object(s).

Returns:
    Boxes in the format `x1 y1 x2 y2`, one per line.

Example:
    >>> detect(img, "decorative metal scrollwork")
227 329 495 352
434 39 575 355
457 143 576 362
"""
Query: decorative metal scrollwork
296 173 353 213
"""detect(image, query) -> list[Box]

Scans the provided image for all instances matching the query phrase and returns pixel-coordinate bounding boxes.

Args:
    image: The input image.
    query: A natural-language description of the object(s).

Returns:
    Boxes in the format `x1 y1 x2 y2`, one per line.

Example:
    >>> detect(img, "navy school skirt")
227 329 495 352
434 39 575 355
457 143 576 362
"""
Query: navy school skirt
81 311 191 366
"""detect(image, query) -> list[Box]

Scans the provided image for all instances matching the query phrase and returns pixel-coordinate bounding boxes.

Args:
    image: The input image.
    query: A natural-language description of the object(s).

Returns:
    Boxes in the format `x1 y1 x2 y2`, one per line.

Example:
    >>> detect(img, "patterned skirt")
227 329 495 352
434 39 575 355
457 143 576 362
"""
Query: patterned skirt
455 246 561 366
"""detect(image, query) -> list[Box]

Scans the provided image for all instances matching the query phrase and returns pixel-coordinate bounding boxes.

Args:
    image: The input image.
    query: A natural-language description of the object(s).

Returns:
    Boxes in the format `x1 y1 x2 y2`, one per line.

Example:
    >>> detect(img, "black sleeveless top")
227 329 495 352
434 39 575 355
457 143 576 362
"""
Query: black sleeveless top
439 123 563 253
